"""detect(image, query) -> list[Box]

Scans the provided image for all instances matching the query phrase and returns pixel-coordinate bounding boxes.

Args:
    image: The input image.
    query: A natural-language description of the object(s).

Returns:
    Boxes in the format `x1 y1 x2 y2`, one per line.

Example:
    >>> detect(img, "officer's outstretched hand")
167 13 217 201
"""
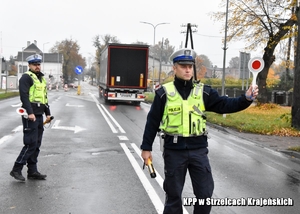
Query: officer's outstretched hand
245 85 259 101
141 150 152 165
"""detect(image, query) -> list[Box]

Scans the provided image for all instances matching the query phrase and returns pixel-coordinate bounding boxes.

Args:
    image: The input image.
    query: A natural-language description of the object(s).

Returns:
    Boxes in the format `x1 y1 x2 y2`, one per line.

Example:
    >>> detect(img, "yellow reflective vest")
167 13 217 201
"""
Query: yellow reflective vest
25 71 48 104
159 81 206 137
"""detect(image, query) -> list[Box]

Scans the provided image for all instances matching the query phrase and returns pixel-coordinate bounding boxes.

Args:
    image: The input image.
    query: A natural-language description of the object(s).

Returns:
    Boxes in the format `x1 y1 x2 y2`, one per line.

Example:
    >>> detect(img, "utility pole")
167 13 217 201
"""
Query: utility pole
159 37 163 84
221 0 229 96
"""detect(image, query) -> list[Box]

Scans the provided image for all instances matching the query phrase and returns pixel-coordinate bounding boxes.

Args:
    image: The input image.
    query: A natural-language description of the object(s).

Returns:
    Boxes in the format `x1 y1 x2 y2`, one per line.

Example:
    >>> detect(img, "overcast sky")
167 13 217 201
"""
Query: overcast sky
0 0 260 67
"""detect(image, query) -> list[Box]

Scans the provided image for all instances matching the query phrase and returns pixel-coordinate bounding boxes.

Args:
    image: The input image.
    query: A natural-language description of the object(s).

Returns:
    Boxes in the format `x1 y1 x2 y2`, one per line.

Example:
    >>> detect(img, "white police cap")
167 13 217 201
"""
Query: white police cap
26 54 42 64
170 48 197 65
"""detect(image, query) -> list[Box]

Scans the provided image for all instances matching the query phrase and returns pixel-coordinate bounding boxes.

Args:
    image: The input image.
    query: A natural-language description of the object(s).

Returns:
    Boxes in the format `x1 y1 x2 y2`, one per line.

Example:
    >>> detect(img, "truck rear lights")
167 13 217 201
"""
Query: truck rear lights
108 93 116 98
137 94 146 99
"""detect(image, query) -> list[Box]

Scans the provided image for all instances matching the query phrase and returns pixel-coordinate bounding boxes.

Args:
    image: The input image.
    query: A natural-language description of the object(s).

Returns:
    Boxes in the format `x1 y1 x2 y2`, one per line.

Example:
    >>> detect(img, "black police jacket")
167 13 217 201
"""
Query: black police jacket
141 76 253 151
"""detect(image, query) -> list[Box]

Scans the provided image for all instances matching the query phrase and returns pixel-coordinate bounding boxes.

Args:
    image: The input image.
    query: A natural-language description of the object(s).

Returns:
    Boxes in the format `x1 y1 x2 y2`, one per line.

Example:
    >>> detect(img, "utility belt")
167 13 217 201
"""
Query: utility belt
31 102 48 108
29 102 47 116
31 102 42 107
157 130 209 152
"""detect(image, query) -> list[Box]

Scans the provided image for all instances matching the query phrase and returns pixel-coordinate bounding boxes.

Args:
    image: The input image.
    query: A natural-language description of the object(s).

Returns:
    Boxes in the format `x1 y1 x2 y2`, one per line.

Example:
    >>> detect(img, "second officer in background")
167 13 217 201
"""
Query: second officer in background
10 54 52 181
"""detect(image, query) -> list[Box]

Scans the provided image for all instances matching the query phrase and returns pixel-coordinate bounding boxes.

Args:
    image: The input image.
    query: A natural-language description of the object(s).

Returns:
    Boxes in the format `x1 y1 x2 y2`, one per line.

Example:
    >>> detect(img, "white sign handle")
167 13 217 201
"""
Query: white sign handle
248 57 264 88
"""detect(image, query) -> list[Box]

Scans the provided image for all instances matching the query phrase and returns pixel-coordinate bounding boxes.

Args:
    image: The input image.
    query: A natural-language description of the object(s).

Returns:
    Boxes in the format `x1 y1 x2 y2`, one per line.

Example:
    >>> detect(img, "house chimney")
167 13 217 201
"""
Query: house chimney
34 40 37 45
27 41 30 47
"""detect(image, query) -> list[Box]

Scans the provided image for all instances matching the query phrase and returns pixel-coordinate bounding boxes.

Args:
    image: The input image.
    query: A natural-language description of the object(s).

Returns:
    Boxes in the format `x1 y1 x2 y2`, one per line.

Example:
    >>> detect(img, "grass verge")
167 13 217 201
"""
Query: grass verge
0 91 19 100
206 103 300 137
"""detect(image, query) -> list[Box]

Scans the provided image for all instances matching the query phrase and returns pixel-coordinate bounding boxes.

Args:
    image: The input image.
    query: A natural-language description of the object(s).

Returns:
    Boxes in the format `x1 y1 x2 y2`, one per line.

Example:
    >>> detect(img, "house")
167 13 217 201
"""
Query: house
148 55 173 84
15 40 63 87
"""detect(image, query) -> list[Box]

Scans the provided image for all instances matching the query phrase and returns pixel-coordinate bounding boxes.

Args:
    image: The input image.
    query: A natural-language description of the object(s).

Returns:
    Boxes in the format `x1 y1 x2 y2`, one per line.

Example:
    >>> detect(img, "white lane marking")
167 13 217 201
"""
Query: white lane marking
131 143 164 188
120 143 164 214
96 104 118 133
99 103 125 133
11 103 22 107
12 125 23 133
131 143 189 214
0 135 12 146
51 120 86 133
90 93 126 134
118 136 129 140
66 103 84 107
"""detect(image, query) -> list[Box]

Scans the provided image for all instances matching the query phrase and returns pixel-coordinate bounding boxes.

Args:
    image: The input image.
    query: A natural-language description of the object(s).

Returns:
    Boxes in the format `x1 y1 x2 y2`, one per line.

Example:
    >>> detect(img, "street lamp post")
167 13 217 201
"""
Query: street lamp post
43 42 49 73
57 52 60 90
221 0 229 96
140 21 169 90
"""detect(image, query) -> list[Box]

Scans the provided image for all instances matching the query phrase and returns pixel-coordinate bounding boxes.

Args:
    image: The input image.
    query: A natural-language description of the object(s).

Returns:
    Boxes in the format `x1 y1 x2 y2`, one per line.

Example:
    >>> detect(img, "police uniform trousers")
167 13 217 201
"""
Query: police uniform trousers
12 115 44 174
163 147 214 214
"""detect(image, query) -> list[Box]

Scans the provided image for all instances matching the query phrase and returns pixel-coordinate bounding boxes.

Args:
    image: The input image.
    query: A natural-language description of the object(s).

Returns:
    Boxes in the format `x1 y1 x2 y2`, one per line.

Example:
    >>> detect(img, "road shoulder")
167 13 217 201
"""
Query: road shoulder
207 122 300 159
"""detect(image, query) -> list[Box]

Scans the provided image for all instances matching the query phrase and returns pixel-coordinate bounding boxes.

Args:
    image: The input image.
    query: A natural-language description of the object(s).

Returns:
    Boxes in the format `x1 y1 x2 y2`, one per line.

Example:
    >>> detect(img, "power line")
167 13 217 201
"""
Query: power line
194 33 222 38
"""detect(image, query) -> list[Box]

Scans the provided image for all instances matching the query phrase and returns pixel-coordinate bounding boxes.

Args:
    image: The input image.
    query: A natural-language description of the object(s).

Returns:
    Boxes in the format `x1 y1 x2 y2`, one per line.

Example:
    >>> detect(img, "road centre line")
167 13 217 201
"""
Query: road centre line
120 143 164 214
99 103 125 133
95 104 118 133
90 93 125 134
131 143 165 188
130 143 189 214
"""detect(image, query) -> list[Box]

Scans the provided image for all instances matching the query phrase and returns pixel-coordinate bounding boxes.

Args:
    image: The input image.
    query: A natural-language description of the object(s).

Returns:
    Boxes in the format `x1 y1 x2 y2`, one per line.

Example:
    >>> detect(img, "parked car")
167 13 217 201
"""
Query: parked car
68 82 78 88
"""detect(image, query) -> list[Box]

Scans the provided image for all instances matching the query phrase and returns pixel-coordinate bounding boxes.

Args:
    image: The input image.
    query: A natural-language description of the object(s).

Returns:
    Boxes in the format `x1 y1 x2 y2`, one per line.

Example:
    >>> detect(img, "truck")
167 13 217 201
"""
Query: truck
98 43 149 105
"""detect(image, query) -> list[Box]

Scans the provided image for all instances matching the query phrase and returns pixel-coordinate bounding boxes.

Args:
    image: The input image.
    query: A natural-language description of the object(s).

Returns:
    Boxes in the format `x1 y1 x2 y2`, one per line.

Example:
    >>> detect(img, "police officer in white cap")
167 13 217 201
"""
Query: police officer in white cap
140 48 258 213
10 54 52 181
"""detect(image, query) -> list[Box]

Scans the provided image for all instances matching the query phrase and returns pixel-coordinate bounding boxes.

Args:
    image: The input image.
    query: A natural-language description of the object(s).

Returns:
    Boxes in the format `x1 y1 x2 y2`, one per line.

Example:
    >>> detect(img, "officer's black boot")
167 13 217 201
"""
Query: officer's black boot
27 172 47 180
10 171 26 181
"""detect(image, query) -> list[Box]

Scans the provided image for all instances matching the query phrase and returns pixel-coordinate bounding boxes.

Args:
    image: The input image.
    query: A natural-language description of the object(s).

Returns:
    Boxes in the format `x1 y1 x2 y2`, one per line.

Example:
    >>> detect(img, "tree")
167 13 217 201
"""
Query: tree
151 38 174 64
293 7 300 129
212 0 298 103
229 57 239 69
51 38 86 83
272 60 294 91
198 54 212 68
266 68 280 88
195 57 207 80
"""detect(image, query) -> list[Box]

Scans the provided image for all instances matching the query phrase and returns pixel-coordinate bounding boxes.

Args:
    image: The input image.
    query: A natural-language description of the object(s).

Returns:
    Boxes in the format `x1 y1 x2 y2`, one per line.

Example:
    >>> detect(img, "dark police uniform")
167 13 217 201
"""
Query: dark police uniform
10 54 50 181
141 49 253 214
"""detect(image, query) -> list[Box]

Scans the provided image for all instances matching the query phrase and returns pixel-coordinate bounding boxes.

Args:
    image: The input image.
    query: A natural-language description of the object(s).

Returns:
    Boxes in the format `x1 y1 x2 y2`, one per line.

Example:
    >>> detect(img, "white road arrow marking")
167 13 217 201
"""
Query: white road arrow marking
51 120 86 133
66 103 84 107
0 135 12 146
11 103 22 107
12 125 23 133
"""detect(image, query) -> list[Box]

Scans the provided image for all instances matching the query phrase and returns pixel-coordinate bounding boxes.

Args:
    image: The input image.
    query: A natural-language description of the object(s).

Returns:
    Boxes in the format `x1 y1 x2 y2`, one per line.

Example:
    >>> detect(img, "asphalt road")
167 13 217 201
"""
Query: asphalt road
0 82 299 214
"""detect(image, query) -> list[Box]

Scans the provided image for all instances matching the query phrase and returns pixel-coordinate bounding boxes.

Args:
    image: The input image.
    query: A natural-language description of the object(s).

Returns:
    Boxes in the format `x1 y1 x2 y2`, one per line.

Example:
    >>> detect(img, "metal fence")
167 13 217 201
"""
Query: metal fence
214 88 293 106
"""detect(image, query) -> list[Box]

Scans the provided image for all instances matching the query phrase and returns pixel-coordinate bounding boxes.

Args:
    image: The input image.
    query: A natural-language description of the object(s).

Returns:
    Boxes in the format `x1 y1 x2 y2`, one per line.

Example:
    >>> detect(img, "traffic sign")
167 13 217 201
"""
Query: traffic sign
248 57 264 73
74 65 83 75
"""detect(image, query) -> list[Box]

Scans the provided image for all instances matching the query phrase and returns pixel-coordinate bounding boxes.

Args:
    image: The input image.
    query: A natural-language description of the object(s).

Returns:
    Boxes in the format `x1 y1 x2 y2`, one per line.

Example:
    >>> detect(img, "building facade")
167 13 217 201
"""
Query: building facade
15 40 63 88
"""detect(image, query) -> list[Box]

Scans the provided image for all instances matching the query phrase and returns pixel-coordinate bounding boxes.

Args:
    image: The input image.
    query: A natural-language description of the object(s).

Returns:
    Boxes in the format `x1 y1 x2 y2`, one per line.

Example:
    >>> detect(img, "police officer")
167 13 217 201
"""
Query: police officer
141 48 258 214
10 54 51 181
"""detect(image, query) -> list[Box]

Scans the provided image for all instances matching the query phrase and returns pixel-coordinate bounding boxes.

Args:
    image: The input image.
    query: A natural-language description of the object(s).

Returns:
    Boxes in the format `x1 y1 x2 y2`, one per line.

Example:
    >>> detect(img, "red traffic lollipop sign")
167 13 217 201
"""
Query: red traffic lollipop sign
248 57 264 87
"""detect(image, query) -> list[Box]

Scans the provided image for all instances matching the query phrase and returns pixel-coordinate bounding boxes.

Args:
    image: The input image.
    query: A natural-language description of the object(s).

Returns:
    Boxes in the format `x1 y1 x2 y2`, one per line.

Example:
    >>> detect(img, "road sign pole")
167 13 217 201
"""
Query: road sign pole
74 65 83 95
